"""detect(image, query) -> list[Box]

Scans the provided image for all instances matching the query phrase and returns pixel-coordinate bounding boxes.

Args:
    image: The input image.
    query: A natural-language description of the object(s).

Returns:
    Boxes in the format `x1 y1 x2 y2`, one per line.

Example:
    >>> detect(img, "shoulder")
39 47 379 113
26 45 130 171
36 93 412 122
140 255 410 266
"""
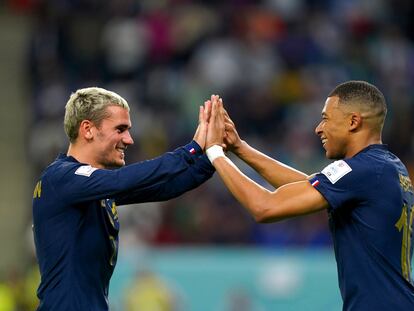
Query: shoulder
318 146 396 187
319 157 374 186
349 145 399 179
42 156 94 183
312 155 378 195
320 160 354 184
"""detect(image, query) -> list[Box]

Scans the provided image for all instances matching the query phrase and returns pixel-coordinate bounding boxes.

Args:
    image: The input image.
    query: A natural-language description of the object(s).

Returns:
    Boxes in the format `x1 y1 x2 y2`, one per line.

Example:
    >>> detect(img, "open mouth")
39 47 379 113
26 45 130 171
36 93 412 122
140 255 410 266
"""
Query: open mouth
116 147 126 157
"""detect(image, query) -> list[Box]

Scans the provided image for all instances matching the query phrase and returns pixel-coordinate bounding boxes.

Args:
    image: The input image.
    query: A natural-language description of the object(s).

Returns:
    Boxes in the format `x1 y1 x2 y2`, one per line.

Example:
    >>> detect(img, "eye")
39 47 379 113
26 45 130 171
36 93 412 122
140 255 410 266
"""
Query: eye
115 125 130 133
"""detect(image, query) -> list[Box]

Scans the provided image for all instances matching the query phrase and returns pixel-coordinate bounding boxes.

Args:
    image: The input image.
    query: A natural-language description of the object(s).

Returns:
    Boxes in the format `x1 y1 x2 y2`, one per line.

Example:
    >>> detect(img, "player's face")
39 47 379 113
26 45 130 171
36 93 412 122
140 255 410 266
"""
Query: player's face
93 106 134 168
315 96 351 159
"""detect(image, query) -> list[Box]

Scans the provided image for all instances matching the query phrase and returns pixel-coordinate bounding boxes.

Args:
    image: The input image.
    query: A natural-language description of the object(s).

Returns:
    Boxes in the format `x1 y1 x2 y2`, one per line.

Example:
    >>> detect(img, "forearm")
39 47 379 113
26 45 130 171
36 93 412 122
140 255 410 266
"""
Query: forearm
116 155 214 204
211 155 327 223
233 140 308 187
212 156 274 222
60 141 207 204
156 155 215 201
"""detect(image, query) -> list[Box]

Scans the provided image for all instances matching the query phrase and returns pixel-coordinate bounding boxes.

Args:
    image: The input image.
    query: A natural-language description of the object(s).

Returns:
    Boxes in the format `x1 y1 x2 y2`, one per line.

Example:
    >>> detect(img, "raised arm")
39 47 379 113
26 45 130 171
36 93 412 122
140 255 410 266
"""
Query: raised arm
116 102 215 204
223 109 308 188
206 97 328 222
51 105 214 205
115 143 214 205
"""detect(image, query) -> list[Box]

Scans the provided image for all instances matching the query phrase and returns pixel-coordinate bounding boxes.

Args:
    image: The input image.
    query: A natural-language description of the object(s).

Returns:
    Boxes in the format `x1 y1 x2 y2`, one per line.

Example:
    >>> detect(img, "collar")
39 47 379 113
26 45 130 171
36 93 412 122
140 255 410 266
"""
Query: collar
56 153 81 163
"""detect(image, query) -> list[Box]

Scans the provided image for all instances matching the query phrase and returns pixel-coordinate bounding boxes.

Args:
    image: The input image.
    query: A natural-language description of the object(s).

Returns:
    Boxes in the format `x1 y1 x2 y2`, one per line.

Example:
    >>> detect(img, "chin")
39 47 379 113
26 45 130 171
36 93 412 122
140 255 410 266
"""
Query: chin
326 151 343 160
114 160 125 168
102 160 125 169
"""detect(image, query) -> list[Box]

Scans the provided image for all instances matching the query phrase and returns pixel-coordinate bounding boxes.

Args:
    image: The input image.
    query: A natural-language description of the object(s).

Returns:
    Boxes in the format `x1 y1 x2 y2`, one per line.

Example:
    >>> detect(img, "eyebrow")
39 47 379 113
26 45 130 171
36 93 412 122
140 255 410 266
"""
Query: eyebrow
116 124 131 130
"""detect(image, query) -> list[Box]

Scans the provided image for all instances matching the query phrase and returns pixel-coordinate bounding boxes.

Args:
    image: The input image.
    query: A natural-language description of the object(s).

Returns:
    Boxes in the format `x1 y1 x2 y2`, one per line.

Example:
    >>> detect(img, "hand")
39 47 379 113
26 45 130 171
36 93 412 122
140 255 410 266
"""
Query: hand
205 94 225 149
193 100 211 149
223 109 243 154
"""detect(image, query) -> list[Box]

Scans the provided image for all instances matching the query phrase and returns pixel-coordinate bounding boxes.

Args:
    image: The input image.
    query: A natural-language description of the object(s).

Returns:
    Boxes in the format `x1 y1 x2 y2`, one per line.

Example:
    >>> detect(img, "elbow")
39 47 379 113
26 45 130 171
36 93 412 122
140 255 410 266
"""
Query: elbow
254 215 268 223
242 188 280 223
254 213 274 224
250 200 284 224
251 203 273 223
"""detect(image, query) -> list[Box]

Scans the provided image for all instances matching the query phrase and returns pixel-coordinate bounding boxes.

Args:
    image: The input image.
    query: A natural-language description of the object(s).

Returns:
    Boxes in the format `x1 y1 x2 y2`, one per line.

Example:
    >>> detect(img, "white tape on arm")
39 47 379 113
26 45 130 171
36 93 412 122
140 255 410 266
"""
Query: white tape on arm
206 145 226 164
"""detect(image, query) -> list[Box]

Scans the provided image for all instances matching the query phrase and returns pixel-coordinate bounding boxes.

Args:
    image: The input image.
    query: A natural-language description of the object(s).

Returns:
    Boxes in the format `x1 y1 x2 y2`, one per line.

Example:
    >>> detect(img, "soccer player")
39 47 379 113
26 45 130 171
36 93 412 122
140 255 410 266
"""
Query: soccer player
32 87 215 310
204 81 414 310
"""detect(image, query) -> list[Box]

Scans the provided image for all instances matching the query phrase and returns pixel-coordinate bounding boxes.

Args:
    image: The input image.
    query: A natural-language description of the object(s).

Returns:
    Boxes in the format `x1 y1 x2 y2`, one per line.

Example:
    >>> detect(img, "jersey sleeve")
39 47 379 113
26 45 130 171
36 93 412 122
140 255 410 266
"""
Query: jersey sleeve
308 159 374 211
114 153 213 205
47 141 214 205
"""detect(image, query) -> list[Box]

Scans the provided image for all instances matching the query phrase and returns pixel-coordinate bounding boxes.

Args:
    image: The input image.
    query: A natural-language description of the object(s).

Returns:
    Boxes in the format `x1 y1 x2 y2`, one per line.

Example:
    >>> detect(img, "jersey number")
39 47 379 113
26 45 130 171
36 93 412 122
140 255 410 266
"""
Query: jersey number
109 235 118 266
395 204 414 282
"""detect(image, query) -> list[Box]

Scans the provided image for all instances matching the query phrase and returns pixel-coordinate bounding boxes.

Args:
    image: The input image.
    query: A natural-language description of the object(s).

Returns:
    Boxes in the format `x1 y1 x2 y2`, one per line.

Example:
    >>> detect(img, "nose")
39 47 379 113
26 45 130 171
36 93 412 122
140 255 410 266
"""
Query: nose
123 130 134 145
315 121 322 136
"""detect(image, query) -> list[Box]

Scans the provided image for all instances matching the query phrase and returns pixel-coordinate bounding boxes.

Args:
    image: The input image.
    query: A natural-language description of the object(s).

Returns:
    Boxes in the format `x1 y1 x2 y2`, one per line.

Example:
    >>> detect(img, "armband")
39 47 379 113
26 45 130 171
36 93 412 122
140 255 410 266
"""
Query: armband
206 145 226 164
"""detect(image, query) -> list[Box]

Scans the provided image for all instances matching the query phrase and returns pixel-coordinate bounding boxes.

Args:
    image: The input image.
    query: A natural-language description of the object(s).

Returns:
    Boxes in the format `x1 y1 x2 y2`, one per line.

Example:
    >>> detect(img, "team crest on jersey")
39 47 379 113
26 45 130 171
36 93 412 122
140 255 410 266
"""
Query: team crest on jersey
321 160 352 184
75 165 98 177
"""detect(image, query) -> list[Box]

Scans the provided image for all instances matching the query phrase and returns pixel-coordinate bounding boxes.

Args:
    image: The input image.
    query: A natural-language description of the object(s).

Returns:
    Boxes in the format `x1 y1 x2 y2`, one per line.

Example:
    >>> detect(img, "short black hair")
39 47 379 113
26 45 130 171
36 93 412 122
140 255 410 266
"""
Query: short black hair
328 80 387 131
328 80 387 113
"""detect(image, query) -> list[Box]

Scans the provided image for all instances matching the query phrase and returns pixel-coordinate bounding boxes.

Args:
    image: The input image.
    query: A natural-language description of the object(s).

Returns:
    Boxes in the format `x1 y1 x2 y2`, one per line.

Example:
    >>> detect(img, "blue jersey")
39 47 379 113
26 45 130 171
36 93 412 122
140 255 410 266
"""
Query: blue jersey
32 141 214 311
309 144 414 310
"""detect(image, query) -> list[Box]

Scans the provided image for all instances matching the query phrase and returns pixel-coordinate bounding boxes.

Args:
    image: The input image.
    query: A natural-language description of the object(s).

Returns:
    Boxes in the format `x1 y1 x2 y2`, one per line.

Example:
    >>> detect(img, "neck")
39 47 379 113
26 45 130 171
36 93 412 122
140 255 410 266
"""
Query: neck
345 133 382 158
67 143 101 168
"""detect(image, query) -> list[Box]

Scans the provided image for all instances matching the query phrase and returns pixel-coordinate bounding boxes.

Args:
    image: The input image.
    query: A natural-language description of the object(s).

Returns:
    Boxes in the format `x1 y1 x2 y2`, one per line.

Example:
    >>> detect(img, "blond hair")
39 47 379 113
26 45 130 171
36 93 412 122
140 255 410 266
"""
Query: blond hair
64 87 130 142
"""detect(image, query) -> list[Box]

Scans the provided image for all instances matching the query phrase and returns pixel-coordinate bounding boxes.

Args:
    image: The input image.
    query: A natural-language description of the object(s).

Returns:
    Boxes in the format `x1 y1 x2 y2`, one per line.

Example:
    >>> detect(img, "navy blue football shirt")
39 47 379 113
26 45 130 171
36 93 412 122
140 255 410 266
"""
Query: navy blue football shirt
309 144 414 310
32 141 214 311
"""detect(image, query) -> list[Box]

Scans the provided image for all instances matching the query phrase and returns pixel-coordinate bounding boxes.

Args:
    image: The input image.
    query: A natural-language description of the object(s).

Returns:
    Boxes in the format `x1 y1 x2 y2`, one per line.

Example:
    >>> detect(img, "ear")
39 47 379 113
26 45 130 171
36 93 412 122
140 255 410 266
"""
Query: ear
349 112 362 131
78 120 95 141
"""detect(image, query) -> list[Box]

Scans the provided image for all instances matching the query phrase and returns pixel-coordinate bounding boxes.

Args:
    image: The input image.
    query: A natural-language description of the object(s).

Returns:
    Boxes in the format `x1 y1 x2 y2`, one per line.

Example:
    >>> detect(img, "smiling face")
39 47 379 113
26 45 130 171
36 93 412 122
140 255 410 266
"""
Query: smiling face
315 96 351 160
92 105 134 168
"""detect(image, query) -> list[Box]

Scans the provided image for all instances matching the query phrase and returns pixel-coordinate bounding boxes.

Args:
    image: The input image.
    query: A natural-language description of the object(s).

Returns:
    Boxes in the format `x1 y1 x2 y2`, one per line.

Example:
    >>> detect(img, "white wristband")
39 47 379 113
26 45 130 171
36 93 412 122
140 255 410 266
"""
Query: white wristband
206 145 226 164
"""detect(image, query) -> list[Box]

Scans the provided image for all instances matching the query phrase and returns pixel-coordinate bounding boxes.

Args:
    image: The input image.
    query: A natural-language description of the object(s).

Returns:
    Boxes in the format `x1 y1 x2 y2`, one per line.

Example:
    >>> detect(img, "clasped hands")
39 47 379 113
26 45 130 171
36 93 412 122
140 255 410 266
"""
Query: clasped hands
193 94 241 154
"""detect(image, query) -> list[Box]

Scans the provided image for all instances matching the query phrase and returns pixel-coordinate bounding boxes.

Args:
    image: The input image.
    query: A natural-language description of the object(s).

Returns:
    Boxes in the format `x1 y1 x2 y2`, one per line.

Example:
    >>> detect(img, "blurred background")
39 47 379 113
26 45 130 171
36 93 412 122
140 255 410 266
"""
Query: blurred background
1 0 414 310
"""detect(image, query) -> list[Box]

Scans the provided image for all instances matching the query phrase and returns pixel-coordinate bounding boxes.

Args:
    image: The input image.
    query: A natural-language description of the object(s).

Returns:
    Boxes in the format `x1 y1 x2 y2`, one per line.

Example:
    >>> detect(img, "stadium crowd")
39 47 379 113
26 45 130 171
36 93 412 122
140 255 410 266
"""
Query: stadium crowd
3 0 414 309
22 0 414 247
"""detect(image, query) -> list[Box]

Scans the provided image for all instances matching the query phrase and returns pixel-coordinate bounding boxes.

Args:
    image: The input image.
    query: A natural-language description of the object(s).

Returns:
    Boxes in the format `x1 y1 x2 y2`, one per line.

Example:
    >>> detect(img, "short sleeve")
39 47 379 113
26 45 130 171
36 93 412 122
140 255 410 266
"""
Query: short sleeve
308 159 370 211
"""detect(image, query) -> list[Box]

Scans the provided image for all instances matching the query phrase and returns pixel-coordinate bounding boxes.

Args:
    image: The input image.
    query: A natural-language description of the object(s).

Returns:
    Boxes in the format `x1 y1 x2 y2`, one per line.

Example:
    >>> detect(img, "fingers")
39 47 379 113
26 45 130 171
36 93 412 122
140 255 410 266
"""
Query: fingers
223 108 235 126
224 121 234 131
204 100 211 122
205 94 225 126
210 94 219 117
218 98 225 120
204 94 226 148
198 105 204 124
